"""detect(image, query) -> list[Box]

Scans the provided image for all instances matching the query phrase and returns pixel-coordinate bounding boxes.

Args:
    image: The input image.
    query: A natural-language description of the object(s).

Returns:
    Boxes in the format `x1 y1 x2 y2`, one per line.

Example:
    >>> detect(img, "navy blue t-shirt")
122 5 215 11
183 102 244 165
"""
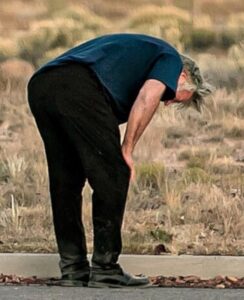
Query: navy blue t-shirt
34 33 183 123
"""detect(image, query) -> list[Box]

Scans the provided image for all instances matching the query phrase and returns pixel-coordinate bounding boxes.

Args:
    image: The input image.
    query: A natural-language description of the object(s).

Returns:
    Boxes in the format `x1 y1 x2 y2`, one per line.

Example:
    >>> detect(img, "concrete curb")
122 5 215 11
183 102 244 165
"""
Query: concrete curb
1 254 244 278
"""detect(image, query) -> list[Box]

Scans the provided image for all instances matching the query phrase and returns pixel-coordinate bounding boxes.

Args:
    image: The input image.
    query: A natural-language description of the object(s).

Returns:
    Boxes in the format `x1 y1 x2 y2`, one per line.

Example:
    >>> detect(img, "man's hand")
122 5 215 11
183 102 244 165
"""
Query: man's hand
121 79 166 182
121 145 135 182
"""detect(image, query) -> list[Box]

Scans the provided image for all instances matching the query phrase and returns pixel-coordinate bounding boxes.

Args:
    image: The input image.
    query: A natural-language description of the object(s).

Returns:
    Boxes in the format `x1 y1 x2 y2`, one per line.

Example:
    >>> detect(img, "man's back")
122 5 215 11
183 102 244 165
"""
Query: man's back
33 33 182 123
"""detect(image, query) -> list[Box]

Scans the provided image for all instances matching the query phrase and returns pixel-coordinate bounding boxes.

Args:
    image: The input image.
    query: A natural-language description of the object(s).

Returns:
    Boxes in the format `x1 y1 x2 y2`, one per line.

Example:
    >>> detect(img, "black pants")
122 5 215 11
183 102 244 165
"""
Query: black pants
27 63 130 275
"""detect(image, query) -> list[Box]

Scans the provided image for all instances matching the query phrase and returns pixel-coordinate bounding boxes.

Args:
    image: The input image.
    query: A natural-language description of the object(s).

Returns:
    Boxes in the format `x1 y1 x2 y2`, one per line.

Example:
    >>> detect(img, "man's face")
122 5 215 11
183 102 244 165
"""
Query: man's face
164 71 193 106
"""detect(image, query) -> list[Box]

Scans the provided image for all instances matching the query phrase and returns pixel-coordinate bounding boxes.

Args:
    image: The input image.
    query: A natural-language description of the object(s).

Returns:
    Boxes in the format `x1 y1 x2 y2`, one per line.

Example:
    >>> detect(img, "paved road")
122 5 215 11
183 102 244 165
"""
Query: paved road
0 286 243 300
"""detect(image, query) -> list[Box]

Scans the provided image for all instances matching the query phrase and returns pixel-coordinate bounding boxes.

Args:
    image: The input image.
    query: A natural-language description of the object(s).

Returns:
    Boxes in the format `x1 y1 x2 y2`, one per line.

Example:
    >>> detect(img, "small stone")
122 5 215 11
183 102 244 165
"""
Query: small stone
216 284 225 289
215 275 225 283
184 275 200 283
150 276 159 285
164 279 173 286
175 278 185 284
224 281 232 287
226 276 238 283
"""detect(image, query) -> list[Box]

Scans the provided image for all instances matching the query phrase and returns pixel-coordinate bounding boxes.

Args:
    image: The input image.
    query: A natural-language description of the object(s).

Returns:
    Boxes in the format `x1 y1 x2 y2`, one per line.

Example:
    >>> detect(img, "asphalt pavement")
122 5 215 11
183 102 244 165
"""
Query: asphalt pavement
0 286 243 300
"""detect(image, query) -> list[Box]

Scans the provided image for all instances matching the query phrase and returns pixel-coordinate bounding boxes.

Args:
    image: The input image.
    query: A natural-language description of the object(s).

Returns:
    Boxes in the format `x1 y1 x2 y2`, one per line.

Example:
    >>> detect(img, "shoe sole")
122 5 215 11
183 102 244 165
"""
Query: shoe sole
88 281 153 289
46 279 88 287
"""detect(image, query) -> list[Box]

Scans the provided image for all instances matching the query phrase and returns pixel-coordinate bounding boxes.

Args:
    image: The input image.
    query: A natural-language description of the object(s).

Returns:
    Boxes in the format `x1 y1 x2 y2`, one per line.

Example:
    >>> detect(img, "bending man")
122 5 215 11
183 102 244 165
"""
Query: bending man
27 33 212 288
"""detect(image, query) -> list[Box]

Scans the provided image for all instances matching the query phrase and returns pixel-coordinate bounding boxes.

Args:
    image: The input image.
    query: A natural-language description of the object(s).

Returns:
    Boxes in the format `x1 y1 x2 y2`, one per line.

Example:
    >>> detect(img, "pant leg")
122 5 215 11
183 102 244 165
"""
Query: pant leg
59 116 130 267
47 64 131 267
27 74 89 275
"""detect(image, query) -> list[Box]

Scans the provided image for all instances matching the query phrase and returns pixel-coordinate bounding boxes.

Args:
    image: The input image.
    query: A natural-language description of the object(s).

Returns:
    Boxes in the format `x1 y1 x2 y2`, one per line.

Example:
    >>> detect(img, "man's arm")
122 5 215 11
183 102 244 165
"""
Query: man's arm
121 79 166 180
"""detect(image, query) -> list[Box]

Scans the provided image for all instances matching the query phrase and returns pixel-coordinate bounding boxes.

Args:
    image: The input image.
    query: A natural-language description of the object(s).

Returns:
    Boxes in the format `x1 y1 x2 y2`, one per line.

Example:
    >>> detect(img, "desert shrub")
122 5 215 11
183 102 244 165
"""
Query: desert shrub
225 125 244 139
186 24 242 51
125 5 191 50
217 30 239 49
229 10 244 21
0 148 48 208
202 135 224 143
215 146 233 159
228 43 244 69
0 58 34 94
217 117 244 139
122 231 154 254
0 59 34 86
182 167 211 184
178 150 192 161
18 18 84 67
193 14 213 29
205 122 223 131
150 228 173 243
205 88 244 119
166 126 192 139
127 5 190 27
180 182 244 242
127 22 183 51
0 59 34 78
18 8 111 67
197 53 242 90
186 152 210 170
186 157 203 169
52 6 111 33
188 28 216 50
45 0 68 14
135 162 165 195
211 162 241 175
216 13 244 48
0 38 19 61
227 13 244 34
201 0 244 19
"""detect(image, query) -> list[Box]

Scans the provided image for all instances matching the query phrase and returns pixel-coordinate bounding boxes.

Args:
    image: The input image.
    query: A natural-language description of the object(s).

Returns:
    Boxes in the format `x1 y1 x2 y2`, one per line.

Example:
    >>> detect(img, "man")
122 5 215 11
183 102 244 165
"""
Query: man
27 33 212 288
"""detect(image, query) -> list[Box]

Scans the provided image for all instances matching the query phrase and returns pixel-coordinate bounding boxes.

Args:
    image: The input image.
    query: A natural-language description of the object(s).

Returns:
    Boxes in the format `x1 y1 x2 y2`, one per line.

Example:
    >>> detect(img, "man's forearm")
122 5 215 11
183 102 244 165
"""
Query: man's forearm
121 79 166 180
122 86 162 154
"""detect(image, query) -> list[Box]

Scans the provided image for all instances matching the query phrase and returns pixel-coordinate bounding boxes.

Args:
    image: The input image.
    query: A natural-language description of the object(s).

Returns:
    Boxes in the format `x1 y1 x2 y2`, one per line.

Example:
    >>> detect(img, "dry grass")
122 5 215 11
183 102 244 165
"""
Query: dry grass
0 0 244 255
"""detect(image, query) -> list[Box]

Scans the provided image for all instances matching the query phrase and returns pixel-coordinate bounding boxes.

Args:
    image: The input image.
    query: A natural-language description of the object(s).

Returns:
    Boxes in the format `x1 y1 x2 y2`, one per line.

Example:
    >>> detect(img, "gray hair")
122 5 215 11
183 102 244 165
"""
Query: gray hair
179 54 214 111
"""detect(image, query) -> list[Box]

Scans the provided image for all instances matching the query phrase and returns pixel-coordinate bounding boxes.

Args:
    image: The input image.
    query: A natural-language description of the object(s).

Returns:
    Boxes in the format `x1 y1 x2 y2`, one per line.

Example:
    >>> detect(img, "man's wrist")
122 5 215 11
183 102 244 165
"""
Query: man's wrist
121 143 133 156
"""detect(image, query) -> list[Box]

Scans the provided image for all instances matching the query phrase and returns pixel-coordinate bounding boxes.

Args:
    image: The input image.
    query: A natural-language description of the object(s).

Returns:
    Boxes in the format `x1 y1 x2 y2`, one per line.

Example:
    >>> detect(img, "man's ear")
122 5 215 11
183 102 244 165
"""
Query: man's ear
178 70 187 84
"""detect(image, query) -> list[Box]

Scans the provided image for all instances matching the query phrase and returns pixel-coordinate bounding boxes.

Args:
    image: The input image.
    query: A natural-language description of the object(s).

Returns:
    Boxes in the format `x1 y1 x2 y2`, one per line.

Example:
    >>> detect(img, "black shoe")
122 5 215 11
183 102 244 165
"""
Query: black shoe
60 272 90 287
88 264 151 288
47 272 90 287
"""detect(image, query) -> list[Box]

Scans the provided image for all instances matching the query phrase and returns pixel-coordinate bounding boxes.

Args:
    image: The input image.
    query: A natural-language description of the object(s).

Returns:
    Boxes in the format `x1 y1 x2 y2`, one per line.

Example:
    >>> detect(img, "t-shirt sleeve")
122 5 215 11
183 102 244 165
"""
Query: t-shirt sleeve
146 53 183 101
